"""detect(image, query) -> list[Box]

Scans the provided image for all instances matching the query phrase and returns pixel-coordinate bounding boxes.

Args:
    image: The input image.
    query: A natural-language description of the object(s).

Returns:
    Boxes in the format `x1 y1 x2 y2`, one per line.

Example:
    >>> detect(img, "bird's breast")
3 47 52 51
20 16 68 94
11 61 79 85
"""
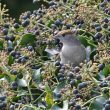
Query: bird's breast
60 45 86 66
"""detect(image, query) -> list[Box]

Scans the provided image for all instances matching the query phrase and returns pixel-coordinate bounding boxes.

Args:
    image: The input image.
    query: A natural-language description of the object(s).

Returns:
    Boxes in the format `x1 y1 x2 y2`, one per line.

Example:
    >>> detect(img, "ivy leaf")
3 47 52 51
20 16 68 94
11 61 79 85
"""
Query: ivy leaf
96 71 105 81
78 36 88 47
19 33 36 46
52 100 68 110
0 74 5 79
8 55 14 66
17 90 28 97
89 96 107 110
54 81 66 93
17 78 27 87
4 74 16 82
78 35 96 48
47 20 54 27
32 68 42 85
87 39 97 48
53 81 66 100
16 27 24 32
103 65 110 77
45 83 54 108
90 49 96 60
0 39 3 50
61 100 68 110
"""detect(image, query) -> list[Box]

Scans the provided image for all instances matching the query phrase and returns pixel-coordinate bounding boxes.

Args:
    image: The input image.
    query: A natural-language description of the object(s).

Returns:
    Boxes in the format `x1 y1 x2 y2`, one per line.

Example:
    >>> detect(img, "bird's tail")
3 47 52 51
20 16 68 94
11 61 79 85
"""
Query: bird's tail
86 46 91 62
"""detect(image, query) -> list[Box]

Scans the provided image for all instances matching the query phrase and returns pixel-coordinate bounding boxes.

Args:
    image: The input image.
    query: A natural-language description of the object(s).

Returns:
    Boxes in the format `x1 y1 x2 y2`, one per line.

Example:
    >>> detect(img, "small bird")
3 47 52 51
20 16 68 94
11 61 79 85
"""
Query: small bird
45 29 86 66
53 29 86 66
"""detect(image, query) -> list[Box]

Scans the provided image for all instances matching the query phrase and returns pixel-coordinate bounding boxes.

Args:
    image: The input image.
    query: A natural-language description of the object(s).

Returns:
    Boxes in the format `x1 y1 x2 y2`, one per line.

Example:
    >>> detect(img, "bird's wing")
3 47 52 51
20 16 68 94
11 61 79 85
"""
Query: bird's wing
45 48 60 55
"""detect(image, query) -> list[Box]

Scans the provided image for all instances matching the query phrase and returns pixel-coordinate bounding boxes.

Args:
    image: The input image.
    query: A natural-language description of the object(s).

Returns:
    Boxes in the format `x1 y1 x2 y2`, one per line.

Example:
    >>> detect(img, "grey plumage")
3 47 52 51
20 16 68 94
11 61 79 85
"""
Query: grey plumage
55 30 86 66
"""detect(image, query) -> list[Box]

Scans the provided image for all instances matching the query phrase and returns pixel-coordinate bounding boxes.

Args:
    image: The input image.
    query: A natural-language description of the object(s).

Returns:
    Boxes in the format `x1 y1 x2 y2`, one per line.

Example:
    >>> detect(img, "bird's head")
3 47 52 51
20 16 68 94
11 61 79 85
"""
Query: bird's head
53 29 80 45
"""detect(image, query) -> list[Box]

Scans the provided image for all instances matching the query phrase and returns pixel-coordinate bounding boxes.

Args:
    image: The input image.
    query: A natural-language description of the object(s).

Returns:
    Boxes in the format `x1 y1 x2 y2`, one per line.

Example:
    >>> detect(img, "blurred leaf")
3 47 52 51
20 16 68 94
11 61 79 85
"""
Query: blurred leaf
62 100 68 110
19 33 36 46
8 55 14 66
17 90 28 97
4 74 16 82
38 102 46 109
0 74 5 79
90 49 96 60
79 36 96 48
32 68 42 85
87 39 97 48
89 96 107 110
16 27 24 32
103 65 110 77
47 20 54 27
52 100 68 110
54 81 66 93
52 105 61 110
45 92 54 108
45 83 54 108
79 36 88 47
36 45 47 56
96 71 105 81
12 96 20 102
17 78 27 87
0 39 3 50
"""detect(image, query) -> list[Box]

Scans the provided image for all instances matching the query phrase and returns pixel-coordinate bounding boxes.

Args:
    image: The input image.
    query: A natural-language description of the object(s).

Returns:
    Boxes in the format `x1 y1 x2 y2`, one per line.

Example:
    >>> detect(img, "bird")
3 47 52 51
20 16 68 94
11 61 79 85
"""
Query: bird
53 29 86 66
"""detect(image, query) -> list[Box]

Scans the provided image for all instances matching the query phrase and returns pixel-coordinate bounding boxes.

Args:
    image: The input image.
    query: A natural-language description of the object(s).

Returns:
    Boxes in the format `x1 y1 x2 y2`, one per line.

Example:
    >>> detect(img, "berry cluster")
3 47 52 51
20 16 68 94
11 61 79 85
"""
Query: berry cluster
0 0 110 110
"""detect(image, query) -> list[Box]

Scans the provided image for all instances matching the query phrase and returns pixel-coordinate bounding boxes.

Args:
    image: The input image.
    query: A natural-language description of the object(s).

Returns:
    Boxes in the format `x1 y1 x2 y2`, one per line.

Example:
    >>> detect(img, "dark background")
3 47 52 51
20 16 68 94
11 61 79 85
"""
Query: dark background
1 0 47 19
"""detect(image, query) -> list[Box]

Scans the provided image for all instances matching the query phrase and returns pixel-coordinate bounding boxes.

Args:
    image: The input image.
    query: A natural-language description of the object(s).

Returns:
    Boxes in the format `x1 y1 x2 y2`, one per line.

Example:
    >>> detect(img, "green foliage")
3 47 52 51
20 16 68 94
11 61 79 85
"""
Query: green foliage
0 0 110 109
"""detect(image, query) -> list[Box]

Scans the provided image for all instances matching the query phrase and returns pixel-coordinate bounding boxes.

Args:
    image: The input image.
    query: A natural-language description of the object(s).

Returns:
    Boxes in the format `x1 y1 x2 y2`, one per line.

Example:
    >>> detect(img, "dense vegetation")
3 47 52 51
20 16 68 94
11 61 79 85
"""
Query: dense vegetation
0 0 110 110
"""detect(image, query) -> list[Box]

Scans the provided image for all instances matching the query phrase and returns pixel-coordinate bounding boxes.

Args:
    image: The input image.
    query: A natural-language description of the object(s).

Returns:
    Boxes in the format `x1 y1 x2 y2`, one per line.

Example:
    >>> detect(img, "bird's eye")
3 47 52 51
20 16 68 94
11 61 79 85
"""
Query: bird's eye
62 34 65 37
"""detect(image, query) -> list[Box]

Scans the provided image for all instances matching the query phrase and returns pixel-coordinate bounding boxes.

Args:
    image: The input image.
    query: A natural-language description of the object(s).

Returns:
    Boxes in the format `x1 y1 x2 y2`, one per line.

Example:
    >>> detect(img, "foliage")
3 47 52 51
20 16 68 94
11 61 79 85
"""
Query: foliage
0 0 110 110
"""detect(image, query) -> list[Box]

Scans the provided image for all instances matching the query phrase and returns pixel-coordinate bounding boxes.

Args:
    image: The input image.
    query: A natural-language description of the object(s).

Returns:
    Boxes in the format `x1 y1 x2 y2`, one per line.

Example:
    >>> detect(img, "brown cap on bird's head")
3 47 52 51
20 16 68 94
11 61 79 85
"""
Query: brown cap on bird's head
54 29 77 38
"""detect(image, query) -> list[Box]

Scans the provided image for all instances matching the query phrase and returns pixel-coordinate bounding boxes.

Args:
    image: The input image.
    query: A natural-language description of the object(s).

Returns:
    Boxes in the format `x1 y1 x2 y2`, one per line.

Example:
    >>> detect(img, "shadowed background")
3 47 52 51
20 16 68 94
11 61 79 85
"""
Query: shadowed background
1 0 48 19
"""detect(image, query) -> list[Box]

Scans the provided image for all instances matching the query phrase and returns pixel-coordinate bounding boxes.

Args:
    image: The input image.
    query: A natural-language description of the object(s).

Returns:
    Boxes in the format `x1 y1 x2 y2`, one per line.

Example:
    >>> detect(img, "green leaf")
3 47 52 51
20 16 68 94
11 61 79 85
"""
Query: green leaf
62 100 68 110
78 36 88 47
78 35 96 48
45 83 54 108
19 33 36 46
38 102 46 109
89 96 107 110
87 39 97 48
36 45 47 56
17 78 27 87
45 92 54 108
32 68 42 85
96 71 105 81
4 74 16 82
17 90 28 97
52 100 68 110
0 39 3 50
103 65 110 77
8 55 14 66
16 26 24 32
0 74 5 79
47 20 54 27
54 81 66 93
90 49 96 60
51 105 61 110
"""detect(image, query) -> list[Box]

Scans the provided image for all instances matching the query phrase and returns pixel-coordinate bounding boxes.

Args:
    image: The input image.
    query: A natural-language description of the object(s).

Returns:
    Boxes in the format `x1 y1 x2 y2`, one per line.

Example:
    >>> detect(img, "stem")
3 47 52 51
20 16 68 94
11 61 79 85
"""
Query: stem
25 70 34 102
82 95 102 107
37 23 52 31
33 91 45 103
27 84 34 102
20 104 36 110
